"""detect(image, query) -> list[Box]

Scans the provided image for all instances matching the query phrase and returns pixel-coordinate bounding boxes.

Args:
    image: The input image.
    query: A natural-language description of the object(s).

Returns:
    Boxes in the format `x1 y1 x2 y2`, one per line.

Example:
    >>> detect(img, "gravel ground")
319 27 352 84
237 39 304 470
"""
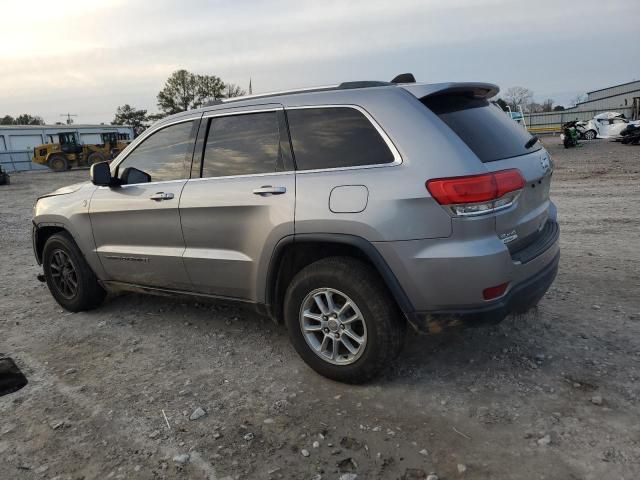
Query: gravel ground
1 137 640 480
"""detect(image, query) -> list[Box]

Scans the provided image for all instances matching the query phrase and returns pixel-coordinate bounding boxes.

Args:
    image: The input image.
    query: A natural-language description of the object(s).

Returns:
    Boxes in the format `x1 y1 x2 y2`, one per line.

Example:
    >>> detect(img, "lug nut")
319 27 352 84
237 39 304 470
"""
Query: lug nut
340 324 345 329
324 328 329 333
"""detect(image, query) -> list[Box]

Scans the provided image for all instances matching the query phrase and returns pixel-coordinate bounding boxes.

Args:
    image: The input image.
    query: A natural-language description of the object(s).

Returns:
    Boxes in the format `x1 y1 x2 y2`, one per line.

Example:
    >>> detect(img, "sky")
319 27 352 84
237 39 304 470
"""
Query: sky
2 0 639 124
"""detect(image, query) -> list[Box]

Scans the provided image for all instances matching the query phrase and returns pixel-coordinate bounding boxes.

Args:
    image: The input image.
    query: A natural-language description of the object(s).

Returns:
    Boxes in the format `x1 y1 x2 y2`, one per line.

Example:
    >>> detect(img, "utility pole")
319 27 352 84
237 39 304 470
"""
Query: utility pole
60 113 77 125
249 78 252 95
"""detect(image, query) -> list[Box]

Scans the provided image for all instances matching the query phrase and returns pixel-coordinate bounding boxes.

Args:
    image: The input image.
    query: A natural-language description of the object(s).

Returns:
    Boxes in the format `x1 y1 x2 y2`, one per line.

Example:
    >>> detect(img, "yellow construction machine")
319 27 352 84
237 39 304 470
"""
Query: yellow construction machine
32 132 129 172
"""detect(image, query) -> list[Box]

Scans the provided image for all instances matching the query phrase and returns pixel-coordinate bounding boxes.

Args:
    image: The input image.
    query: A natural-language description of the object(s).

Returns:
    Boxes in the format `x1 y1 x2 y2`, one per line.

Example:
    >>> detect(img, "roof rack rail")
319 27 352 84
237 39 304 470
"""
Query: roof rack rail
337 81 392 89
221 80 395 104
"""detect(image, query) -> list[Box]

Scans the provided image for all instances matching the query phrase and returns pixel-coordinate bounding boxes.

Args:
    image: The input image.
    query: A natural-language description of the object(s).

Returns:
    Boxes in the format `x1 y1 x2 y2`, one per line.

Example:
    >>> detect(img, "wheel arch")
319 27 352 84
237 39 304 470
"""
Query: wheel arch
33 223 83 265
33 224 68 265
265 234 413 324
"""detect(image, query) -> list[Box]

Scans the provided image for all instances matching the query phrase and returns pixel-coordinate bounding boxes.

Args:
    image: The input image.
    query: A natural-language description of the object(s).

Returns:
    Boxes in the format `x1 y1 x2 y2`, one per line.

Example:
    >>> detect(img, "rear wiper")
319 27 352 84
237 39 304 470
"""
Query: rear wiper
525 135 539 149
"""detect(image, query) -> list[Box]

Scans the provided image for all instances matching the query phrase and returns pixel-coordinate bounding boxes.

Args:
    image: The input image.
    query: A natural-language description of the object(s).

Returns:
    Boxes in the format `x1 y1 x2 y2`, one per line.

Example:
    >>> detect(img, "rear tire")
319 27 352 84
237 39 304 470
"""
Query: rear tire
48 154 68 172
42 232 106 312
284 257 405 383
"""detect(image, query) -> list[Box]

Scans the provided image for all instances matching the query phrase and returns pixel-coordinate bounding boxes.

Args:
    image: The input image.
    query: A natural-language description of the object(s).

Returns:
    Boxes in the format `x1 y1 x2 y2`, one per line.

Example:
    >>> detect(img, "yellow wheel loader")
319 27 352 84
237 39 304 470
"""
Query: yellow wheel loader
32 132 129 172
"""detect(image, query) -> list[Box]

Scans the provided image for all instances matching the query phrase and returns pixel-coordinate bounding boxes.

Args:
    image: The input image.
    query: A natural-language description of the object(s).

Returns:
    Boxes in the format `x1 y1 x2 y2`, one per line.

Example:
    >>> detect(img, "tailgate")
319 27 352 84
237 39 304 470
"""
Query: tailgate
483 149 553 250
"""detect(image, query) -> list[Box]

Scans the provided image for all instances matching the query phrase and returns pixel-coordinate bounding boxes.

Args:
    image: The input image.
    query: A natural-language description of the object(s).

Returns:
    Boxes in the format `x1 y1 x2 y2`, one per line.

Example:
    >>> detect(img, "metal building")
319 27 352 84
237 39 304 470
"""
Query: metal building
524 80 640 133
574 80 640 114
0 124 134 172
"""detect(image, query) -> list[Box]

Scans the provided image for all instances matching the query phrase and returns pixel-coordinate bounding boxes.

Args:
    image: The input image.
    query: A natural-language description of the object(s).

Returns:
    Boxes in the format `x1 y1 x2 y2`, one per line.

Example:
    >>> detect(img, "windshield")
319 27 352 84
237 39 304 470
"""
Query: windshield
423 94 541 162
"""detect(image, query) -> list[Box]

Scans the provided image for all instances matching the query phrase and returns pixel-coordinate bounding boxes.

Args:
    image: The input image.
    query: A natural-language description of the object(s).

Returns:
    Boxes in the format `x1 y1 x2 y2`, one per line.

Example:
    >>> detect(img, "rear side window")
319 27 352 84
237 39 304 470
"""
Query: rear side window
203 112 280 178
286 107 395 170
423 95 541 162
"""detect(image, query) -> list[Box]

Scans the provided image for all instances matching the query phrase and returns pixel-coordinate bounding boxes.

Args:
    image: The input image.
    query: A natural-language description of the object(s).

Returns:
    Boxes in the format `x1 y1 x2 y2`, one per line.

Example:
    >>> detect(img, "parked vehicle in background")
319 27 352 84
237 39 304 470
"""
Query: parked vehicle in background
561 121 581 148
581 112 640 139
32 132 129 172
574 120 594 140
621 123 640 145
32 75 560 382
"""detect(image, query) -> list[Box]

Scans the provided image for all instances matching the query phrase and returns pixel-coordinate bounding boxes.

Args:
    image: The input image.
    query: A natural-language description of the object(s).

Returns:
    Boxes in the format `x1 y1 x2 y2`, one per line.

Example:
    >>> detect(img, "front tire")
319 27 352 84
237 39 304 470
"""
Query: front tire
48 154 68 172
42 232 106 312
284 257 405 383
584 129 597 140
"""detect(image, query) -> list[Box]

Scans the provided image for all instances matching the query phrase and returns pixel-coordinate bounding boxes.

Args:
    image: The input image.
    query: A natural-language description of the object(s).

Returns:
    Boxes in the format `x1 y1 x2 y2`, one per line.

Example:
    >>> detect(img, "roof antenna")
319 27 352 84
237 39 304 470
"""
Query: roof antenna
390 73 416 84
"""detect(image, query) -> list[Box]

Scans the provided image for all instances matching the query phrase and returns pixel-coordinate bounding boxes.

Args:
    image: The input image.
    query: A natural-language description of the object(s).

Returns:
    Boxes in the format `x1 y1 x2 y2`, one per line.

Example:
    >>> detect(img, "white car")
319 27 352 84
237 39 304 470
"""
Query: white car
580 112 640 139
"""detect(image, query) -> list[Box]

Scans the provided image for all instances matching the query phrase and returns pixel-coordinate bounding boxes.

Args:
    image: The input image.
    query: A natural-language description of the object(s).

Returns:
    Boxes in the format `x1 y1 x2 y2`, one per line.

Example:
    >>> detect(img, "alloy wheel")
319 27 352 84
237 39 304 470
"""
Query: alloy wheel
299 288 368 365
49 249 78 299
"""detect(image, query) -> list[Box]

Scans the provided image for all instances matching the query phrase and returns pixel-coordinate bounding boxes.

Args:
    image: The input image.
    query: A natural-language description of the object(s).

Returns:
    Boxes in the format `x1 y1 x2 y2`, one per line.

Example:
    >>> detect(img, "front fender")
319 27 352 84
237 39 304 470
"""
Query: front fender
33 184 105 279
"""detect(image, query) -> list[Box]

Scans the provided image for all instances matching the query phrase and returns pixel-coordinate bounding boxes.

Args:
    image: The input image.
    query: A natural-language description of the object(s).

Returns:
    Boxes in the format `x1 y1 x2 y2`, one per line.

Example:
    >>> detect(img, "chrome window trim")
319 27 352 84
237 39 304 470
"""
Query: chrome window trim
201 106 283 120
285 104 403 174
97 178 188 189
187 170 294 183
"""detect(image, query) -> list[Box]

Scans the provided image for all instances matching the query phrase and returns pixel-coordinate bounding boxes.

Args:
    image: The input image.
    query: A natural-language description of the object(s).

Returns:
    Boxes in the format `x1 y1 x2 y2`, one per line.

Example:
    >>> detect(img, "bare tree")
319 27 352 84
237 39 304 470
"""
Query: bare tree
570 93 587 107
528 102 544 113
224 83 246 98
541 99 554 112
504 86 534 111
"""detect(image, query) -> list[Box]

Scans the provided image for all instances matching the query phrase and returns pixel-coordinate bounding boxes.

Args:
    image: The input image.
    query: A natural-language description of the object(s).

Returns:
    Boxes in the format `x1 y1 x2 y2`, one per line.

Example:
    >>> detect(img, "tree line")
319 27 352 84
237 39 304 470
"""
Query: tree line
112 69 246 134
1 114 45 126
496 86 587 113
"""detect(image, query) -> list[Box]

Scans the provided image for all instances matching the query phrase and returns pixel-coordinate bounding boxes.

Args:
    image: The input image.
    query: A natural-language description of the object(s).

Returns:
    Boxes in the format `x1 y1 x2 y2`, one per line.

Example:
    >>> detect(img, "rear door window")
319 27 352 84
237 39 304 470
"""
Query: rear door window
286 107 395 170
202 112 281 178
423 95 541 162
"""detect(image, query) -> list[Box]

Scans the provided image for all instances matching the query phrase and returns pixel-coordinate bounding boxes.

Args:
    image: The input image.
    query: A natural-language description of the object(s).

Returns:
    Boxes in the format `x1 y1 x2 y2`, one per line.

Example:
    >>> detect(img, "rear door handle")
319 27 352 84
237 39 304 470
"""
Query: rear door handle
149 192 174 201
253 186 286 196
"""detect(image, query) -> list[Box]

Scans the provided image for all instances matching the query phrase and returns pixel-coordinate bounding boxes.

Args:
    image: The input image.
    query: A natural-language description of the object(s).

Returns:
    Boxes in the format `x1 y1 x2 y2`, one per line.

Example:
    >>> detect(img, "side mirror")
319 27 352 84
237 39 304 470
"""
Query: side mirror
90 161 112 186
121 167 151 185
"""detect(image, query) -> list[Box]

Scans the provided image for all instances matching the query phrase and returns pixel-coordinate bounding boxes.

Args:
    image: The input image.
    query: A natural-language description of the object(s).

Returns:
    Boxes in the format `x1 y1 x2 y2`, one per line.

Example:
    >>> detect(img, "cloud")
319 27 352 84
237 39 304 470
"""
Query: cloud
1 0 638 122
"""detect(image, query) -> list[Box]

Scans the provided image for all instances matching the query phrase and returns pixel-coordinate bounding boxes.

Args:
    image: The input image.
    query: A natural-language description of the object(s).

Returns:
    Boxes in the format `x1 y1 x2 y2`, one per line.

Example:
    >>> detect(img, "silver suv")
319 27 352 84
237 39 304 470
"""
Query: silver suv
32 76 559 382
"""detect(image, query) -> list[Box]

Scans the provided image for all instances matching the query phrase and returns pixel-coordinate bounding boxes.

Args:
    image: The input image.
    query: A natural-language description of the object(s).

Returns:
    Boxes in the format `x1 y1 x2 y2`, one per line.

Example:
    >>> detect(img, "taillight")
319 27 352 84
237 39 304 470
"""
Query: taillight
426 169 525 216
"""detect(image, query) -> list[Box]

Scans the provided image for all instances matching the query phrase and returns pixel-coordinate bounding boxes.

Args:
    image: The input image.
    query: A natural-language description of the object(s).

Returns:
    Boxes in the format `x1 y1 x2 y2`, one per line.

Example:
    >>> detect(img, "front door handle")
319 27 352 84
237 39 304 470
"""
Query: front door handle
149 192 174 201
253 186 286 196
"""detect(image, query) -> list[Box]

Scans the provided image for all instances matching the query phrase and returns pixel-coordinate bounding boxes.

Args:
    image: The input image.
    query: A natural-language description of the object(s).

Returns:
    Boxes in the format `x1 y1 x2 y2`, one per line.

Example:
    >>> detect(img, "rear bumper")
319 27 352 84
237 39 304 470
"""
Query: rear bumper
374 218 560 334
408 251 559 334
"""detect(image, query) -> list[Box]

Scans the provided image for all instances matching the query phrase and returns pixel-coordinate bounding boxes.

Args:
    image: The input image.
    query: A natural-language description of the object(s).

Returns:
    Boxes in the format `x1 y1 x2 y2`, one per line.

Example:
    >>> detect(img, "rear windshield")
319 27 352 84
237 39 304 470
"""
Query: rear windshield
423 94 541 162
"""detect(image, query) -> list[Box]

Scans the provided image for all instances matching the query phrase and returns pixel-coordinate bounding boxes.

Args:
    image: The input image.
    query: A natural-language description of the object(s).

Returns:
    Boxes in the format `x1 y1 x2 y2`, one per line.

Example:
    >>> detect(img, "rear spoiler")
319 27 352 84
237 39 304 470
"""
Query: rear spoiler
400 82 499 100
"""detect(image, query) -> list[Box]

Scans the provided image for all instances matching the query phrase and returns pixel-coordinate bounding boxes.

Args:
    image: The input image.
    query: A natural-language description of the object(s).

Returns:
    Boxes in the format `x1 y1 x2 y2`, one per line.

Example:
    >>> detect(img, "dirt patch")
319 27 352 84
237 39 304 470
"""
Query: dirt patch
1 139 640 479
